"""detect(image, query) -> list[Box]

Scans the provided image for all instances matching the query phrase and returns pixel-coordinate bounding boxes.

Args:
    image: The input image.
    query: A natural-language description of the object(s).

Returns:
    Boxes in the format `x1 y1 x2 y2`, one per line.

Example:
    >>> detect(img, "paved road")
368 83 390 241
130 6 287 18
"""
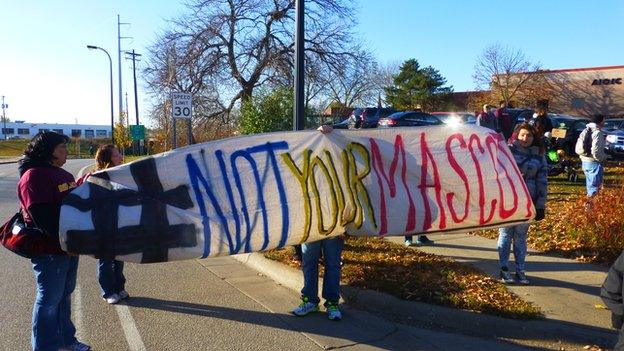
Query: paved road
0 160 326 350
0 160 554 351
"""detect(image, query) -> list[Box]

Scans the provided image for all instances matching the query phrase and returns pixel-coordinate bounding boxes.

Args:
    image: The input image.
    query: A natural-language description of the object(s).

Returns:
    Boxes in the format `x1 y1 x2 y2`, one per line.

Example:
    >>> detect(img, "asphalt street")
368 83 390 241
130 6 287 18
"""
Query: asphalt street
0 160 323 351
1 160 539 351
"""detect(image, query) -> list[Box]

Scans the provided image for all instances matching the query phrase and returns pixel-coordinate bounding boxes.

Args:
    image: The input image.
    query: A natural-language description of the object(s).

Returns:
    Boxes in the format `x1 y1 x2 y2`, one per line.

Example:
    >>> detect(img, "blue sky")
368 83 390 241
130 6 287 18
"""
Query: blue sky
0 0 622 126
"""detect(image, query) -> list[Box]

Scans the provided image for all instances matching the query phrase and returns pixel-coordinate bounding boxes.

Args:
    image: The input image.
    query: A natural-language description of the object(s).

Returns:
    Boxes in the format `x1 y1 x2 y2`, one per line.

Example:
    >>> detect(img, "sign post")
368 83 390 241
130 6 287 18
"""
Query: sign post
171 92 192 149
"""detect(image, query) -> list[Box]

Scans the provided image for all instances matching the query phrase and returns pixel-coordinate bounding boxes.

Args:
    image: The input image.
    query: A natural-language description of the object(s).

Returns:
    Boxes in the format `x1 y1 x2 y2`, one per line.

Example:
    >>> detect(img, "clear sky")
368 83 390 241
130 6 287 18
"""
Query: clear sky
0 0 622 126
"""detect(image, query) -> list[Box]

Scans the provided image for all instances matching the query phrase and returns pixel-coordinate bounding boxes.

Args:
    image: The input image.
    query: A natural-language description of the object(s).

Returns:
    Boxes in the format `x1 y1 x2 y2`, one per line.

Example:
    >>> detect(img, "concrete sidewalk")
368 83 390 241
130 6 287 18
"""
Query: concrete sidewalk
387 233 611 329
235 233 617 350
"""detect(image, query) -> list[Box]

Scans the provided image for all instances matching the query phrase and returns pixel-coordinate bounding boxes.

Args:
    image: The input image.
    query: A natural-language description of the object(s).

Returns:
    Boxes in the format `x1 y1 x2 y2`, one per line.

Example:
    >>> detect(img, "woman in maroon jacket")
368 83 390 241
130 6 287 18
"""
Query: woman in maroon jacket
18 131 90 351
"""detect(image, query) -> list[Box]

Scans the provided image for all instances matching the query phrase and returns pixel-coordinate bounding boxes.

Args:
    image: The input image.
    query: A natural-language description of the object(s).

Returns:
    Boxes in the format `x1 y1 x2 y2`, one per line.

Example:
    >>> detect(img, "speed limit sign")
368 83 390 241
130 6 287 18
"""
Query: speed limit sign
171 92 192 119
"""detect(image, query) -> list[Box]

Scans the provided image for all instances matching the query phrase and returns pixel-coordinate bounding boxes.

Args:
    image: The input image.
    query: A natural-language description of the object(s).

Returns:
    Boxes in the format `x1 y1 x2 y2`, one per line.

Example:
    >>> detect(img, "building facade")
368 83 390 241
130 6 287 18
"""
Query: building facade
542 65 624 118
1 121 111 140
452 65 624 118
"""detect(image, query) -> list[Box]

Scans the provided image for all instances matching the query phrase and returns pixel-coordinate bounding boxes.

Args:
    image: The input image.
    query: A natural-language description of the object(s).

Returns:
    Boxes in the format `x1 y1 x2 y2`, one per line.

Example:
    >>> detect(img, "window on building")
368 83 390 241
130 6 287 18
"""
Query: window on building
71 129 81 137
85 130 94 138
96 129 108 137
38 128 50 133
18 128 29 135
53 129 64 134
571 98 585 109
1 128 15 134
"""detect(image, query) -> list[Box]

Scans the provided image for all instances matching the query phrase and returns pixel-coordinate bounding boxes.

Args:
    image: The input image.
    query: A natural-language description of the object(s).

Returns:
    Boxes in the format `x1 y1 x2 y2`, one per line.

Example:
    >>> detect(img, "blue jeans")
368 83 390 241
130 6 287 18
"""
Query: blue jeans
582 161 604 196
301 236 344 305
98 259 126 298
497 224 529 272
31 254 79 351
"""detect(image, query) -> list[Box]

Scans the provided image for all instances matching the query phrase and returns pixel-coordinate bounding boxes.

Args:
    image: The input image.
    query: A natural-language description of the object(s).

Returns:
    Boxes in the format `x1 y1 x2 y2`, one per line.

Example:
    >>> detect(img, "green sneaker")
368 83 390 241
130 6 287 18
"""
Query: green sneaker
325 301 342 321
292 297 319 316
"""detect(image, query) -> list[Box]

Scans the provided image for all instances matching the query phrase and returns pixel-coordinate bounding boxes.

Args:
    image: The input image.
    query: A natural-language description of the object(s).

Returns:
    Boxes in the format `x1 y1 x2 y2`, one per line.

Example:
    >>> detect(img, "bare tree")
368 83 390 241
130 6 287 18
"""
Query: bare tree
473 44 542 107
143 0 358 136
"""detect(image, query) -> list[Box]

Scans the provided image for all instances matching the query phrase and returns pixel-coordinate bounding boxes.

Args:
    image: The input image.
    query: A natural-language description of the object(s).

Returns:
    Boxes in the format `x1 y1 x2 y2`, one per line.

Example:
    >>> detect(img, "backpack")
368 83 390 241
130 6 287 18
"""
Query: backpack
582 127 593 156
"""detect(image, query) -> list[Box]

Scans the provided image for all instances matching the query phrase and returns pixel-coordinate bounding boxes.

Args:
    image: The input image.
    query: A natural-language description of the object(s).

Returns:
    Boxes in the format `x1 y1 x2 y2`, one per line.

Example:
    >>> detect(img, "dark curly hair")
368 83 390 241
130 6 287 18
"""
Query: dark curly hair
23 131 70 163
509 122 545 154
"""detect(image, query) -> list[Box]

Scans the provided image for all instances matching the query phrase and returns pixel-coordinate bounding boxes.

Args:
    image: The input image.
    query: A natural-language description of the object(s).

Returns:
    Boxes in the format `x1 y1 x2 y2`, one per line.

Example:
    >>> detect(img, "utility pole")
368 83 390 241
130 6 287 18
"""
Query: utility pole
1 96 7 140
125 92 129 128
126 49 142 154
117 15 131 125
125 50 142 125
293 0 305 131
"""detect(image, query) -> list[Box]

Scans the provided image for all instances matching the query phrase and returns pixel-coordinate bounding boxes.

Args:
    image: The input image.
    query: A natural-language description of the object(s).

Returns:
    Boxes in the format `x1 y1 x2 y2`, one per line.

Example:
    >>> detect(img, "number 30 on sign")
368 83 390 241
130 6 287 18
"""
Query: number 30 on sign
171 92 193 119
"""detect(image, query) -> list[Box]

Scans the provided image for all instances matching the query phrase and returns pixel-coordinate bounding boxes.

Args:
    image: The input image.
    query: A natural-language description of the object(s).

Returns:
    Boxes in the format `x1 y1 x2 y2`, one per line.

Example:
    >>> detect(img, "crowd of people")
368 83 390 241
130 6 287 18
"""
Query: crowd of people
10 109 619 349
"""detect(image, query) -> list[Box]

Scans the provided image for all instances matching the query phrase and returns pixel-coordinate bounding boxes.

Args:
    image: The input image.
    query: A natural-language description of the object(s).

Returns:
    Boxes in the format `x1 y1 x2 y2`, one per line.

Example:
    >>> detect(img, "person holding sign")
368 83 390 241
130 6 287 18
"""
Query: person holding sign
497 123 548 285
77 144 129 304
292 125 344 321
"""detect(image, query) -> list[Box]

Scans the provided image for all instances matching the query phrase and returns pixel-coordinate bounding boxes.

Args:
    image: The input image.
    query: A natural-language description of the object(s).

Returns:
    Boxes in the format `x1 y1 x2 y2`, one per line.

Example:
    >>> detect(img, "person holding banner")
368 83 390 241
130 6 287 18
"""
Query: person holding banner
17 132 91 351
292 125 344 321
497 123 548 285
77 144 129 305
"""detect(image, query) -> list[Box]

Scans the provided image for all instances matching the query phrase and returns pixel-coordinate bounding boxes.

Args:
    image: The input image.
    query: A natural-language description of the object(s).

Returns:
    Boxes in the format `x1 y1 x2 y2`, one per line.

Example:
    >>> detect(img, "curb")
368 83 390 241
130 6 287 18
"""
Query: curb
234 252 616 347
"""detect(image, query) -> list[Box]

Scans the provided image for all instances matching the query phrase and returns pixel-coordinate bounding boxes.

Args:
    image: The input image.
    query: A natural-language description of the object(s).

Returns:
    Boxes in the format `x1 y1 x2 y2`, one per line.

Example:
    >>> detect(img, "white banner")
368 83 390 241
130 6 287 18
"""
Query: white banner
60 125 534 263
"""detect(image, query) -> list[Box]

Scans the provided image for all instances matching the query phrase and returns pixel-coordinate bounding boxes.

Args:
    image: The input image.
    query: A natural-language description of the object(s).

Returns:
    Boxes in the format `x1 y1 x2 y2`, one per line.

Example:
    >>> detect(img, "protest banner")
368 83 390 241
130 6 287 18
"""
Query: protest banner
60 125 534 263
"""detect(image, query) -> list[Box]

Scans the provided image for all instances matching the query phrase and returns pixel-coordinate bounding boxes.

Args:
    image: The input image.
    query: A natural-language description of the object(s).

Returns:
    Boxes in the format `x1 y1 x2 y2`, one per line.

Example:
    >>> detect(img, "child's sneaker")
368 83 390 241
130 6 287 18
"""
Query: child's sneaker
404 239 413 246
516 271 530 285
292 297 319 316
500 267 514 284
325 301 342 321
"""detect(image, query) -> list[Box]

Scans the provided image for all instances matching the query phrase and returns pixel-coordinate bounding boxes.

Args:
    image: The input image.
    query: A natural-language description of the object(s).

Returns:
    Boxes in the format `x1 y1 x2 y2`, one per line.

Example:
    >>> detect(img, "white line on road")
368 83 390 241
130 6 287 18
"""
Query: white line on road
73 285 84 340
115 304 147 351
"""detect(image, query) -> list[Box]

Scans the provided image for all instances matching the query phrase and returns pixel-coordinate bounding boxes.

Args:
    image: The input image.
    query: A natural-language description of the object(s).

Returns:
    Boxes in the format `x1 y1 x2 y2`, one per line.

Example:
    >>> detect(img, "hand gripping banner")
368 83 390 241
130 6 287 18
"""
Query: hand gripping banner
60 125 535 263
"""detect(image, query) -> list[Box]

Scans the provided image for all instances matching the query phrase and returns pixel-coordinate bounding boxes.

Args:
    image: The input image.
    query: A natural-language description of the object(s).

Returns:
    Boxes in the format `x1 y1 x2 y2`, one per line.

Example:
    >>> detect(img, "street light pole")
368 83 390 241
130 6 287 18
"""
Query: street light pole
1 96 7 140
87 45 115 144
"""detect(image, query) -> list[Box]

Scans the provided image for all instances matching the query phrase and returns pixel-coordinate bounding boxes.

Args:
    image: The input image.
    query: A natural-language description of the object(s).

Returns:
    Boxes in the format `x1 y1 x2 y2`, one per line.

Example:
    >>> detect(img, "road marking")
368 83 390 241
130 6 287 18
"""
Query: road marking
73 285 84 340
115 304 147 351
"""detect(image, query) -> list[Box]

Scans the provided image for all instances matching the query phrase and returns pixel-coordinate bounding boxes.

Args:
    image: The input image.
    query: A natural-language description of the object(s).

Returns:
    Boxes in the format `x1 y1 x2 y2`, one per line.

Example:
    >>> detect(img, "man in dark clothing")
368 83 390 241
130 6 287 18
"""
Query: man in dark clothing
477 104 497 131
529 107 553 138
495 101 514 141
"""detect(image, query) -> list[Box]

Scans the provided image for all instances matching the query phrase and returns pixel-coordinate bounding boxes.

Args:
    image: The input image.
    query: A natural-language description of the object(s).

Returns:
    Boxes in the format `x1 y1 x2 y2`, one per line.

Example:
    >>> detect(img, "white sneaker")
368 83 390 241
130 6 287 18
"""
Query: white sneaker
103 293 120 304
118 290 130 300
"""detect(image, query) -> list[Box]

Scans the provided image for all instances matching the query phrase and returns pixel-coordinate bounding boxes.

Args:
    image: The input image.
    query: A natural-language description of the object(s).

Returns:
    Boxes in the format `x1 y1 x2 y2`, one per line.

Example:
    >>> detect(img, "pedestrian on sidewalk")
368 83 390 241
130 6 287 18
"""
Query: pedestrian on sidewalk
77 144 130 305
600 251 624 350
575 114 606 202
292 125 344 321
497 123 547 285
404 234 434 246
17 132 91 351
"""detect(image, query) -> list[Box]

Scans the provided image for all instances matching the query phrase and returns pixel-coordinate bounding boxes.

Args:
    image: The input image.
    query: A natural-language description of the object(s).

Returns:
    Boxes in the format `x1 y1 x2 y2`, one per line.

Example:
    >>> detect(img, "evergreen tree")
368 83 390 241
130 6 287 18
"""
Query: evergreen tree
385 59 453 111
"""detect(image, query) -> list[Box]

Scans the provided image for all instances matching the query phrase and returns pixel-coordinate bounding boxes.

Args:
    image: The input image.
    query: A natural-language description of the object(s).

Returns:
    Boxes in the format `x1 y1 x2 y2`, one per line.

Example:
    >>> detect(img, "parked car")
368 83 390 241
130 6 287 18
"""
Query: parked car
377 111 444 128
349 107 395 129
331 118 351 129
431 112 476 125
547 114 590 155
510 108 535 125
605 129 624 158
604 118 624 131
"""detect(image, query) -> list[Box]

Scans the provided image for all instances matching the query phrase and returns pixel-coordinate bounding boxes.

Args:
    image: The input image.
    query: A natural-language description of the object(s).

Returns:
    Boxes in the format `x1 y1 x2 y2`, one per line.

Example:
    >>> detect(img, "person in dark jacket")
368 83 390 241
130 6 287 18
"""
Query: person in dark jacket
477 104 498 131
497 123 547 285
529 106 553 138
17 132 91 351
601 251 624 351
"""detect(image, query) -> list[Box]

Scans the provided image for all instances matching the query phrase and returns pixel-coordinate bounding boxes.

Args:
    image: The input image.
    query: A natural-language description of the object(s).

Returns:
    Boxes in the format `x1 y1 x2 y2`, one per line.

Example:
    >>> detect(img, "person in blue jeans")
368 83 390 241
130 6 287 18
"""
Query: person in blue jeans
18 131 90 350
77 144 129 304
575 114 606 199
498 123 547 285
292 236 344 321
292 125 343 321
404 234 434 246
